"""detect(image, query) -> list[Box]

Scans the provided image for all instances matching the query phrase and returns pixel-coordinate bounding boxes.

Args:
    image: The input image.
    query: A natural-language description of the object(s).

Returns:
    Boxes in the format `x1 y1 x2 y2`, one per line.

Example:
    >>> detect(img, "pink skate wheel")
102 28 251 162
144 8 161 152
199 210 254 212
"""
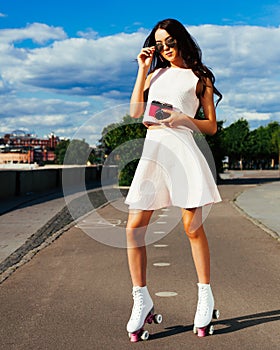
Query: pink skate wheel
197 327 207 337
130 332 139 343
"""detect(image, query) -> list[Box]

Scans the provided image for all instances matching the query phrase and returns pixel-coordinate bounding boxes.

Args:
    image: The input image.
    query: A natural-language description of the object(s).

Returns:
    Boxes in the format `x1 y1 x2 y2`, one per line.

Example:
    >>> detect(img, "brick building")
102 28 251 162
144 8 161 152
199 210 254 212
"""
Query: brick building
0 130 60 165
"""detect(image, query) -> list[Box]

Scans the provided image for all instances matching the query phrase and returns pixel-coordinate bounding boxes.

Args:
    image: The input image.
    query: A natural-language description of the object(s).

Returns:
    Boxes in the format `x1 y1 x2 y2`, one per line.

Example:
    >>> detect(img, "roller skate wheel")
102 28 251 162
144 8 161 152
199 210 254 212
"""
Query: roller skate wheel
209 325 214 335
213 309 220 319
154 314 163 324
141 330 149 341
197 327 207 337
193 326 197 334
130 332 139 343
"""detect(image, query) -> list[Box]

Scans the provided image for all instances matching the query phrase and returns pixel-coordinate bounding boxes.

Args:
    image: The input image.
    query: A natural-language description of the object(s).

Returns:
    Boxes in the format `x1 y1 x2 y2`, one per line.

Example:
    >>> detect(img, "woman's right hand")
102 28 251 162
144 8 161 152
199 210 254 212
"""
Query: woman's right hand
137 47 155 69
130 47 155 118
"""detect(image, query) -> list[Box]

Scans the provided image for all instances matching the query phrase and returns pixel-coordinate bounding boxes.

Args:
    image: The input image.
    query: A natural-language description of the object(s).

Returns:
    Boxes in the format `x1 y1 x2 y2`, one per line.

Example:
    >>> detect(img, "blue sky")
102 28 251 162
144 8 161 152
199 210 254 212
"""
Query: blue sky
1 0 280 34
0 0 280 144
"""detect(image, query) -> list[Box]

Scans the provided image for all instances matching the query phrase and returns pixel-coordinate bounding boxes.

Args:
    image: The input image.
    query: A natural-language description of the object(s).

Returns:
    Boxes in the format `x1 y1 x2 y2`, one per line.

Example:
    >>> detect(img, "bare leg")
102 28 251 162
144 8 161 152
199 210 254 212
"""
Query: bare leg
126 210 154 287
182 208 210 284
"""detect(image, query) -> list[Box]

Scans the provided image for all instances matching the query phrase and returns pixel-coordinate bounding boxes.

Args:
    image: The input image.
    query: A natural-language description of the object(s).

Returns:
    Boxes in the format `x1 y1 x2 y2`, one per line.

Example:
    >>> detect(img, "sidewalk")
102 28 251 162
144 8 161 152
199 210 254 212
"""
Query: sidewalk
235 181 280 239
220 169 280 239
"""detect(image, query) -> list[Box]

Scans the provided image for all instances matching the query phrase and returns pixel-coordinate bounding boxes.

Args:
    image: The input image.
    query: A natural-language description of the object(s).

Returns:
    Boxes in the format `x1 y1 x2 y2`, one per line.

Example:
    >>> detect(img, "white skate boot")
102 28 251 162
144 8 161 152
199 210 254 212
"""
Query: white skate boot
127 286 162 342
193 283 219 337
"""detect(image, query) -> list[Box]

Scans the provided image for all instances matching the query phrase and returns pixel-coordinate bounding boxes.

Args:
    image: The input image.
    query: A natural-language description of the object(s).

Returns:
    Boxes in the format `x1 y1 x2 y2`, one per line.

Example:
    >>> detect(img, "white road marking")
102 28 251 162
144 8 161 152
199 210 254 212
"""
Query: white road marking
77 219 122 228
153 263 171 267
155 291 178 297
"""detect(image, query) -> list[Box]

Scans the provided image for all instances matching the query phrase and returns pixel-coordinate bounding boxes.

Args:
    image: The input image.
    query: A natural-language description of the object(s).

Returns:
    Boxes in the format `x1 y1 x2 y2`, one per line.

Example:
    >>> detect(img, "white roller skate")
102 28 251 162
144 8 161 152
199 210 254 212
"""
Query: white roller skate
127 286 162 342
193 283 220 337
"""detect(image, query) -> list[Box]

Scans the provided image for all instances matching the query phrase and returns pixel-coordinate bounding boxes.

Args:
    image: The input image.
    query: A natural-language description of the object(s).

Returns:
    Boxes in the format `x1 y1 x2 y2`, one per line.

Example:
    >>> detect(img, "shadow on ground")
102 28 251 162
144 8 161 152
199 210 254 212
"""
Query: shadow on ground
148 309 280 340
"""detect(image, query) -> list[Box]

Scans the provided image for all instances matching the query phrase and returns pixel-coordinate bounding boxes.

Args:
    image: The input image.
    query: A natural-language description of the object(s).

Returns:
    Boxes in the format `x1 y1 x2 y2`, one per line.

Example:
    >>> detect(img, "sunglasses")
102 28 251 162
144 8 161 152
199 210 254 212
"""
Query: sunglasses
155 37 177 53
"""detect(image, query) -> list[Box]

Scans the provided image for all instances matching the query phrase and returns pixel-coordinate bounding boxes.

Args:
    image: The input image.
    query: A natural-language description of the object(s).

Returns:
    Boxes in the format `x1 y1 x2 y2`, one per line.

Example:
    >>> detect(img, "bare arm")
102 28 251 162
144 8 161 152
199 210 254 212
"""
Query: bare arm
191 79 218 135
130 47 155 118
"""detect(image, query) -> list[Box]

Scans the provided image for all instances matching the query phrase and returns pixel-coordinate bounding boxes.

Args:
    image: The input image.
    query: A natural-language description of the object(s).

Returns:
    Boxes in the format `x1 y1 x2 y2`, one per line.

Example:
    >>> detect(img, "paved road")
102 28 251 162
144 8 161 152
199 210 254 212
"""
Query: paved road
0 179 279 349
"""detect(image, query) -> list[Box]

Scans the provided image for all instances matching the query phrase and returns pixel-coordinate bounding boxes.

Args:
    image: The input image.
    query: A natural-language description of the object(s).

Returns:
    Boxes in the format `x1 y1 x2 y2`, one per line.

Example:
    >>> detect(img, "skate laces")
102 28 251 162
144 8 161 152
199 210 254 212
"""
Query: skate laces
197 287 210 317
131 289 144 321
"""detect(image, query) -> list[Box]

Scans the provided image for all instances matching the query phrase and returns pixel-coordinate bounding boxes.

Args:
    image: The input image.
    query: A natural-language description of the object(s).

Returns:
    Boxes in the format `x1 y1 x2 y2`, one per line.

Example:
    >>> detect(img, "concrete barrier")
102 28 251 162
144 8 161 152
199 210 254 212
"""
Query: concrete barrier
0 165 118 199
19 169 59 195
0 171 17 198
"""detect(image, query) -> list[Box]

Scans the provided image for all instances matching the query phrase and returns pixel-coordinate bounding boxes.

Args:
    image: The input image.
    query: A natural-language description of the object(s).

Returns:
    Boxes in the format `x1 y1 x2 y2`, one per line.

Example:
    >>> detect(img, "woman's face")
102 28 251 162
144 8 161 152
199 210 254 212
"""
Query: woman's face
154 28 184 67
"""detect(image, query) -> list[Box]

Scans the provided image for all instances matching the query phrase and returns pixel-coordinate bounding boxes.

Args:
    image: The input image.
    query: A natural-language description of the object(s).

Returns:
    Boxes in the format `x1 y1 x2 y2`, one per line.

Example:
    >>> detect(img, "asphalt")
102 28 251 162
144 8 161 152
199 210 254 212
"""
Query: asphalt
0 170 279 349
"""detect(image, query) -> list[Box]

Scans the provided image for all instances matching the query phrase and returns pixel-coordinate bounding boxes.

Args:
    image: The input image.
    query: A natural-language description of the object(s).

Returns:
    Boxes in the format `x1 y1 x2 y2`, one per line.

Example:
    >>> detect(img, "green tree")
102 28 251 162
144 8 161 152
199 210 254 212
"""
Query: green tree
270 122 280 167
98 115 147 185
246 129 259 168
55 139 92 165
223 118 250 169
54 139 70 164
254 126 271 168
246 122 280 169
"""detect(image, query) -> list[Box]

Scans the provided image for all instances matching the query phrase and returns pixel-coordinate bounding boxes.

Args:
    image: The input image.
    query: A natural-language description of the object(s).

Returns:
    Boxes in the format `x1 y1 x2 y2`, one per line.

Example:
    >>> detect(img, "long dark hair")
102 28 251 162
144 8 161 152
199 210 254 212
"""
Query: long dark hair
143 18 222 106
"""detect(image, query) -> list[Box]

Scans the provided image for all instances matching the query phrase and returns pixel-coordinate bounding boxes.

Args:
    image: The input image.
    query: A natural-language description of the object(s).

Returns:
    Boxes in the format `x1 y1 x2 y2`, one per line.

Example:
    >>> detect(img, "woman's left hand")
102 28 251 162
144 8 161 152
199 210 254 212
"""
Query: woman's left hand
160 109 191 128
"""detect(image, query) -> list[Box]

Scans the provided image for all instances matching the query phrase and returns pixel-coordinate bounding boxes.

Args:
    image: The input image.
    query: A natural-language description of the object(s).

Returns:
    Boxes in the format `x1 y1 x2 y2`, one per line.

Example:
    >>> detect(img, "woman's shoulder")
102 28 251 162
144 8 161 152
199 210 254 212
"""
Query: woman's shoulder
146 67 167 86
145 68 163 90
152 67 168 76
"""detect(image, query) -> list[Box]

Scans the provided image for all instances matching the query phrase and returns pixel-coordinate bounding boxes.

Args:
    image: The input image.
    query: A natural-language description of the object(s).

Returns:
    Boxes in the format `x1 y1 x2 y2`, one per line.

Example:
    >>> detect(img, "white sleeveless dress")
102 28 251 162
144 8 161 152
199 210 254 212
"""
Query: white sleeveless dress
125 67 222 210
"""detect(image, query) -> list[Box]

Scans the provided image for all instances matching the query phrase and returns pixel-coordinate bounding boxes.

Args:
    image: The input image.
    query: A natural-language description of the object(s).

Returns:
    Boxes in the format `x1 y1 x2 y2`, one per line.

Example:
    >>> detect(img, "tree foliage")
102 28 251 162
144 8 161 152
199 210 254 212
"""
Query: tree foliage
55 139 92 165
271 124 280 165
222 120 280 169
54 139 70 164
98 115 147 185
222 118 250 169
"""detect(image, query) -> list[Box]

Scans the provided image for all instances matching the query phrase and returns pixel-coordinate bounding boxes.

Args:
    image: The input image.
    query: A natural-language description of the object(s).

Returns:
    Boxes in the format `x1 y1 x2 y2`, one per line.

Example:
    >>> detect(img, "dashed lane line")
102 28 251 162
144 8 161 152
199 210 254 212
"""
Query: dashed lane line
155 291 178 297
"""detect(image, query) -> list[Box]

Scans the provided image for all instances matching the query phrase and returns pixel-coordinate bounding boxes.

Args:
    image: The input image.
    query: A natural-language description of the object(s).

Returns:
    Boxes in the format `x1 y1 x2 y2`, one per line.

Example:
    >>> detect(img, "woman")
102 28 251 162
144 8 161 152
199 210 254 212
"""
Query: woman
125 18 222 341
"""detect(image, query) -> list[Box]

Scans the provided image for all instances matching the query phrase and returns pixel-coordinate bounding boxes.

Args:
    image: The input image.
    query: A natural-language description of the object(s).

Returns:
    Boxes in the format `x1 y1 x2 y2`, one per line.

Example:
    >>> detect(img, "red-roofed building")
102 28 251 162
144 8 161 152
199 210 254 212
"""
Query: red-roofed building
0 131 60 165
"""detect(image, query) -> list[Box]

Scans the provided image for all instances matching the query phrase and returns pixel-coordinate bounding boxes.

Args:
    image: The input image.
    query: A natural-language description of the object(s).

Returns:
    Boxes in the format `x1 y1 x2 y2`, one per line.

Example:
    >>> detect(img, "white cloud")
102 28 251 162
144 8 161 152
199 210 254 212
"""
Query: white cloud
1 30 145 98
77 28 99 39
0 23 279 142
0 22 67 45
187 24 280 126
241 112 271 121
